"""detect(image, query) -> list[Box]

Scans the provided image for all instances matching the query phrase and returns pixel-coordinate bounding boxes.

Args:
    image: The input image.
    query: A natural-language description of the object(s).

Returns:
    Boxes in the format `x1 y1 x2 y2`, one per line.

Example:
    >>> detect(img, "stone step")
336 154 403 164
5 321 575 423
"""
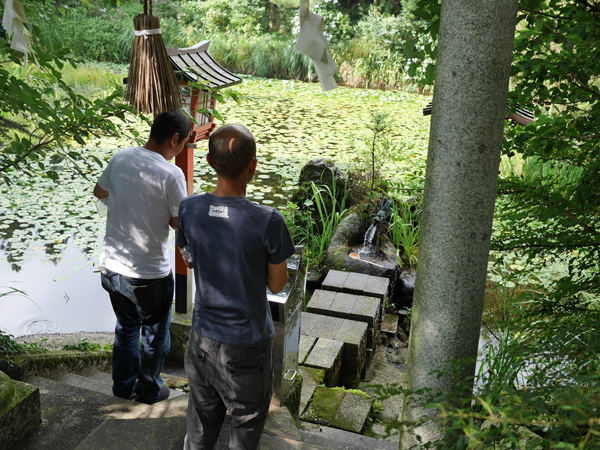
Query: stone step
298 367 324 417
322 270 390 303
302 338 344 387
300 422 399 450
300 386 374 434
9 375 138 450
58 373 113 397
301 312 368 389
74 395 189 450
57 370 187 402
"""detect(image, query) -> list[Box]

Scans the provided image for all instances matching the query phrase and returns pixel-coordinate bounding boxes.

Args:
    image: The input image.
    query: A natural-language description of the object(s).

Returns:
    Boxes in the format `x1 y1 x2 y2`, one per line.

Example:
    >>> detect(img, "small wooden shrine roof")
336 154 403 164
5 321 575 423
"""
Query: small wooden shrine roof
166 41 241 89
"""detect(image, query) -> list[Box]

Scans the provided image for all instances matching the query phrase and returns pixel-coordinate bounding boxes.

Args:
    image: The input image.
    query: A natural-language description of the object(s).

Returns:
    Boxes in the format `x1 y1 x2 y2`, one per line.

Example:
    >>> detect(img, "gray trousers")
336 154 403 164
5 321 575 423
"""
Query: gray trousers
184 329 273 450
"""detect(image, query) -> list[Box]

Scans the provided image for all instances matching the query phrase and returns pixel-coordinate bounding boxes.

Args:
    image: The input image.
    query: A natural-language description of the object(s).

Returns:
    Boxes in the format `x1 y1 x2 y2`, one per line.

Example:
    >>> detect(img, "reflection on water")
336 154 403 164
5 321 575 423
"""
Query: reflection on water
0 237 179 337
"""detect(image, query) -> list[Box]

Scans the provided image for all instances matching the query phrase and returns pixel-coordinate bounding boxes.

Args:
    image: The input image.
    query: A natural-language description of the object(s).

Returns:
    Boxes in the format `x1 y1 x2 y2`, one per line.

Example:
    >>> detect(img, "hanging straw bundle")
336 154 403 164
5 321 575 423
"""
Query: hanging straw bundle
125 0 180 114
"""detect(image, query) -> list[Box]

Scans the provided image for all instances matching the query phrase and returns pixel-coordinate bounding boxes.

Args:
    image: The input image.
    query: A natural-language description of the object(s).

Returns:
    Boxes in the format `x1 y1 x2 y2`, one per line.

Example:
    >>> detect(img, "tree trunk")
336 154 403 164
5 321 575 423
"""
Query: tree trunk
400 0 518 447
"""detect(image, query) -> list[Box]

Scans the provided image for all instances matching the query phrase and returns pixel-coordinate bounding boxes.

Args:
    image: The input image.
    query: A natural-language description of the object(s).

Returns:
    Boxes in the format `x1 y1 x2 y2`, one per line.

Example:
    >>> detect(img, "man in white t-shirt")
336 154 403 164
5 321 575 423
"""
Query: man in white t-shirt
93 110 191 405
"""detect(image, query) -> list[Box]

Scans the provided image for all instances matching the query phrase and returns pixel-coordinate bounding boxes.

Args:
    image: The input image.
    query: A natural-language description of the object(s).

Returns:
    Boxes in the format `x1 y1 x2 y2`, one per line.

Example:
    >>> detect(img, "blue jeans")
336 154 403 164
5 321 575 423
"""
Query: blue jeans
184 329 273 450
100 268 173 402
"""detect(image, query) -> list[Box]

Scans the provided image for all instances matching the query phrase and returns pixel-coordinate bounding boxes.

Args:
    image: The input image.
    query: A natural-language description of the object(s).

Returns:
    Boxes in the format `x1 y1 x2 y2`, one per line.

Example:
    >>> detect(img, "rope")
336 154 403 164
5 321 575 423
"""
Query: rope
143 0 153 16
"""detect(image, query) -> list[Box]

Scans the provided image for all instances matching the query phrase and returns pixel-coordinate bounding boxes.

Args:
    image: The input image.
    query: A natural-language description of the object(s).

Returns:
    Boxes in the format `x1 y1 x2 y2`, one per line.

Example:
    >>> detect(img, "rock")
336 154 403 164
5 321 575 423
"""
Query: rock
324 214 401 281
392 269 416 308
291 159 347 211
297 158 346 189
328 213 366 249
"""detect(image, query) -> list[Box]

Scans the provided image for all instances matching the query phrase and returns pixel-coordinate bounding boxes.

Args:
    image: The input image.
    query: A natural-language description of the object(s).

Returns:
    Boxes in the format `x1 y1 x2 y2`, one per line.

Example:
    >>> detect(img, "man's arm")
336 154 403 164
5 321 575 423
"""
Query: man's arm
267 260 289 294
169 216 178 230
93 183 109 199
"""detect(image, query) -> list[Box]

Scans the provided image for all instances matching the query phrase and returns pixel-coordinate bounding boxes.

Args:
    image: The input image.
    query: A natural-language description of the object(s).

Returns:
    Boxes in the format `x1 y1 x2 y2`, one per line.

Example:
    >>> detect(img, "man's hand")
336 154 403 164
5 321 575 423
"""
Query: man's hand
267 260 289 294
93 183 109 199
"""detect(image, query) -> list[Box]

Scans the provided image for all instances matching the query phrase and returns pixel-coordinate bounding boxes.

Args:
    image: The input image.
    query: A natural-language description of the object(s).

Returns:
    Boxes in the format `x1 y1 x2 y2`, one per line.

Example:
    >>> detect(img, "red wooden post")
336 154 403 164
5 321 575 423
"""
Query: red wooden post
174 84 201 314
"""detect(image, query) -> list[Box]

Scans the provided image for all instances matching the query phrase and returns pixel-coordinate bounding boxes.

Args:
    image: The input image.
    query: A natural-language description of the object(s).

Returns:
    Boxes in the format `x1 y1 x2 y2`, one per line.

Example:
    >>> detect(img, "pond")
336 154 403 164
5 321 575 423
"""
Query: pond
0 76 431 337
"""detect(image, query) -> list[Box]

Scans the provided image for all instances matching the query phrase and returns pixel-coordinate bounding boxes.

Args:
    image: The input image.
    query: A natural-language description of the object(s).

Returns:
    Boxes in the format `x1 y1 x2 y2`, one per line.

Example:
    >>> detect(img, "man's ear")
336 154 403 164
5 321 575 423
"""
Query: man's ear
248 158 257 175
170 132 180 147
206 153 213 168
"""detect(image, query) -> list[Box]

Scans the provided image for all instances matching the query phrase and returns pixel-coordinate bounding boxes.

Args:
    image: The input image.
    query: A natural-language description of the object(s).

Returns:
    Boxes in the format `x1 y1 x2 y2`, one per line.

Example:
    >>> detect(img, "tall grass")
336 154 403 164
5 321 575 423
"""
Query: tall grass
390 202 420 269
290 171 349 269
205 33 313 80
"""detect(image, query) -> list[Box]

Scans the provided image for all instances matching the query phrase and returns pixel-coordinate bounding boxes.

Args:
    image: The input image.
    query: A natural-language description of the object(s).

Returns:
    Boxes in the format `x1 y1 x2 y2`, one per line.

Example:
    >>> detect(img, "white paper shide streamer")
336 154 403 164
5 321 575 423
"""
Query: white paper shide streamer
294 0 337 92
2 0 35 68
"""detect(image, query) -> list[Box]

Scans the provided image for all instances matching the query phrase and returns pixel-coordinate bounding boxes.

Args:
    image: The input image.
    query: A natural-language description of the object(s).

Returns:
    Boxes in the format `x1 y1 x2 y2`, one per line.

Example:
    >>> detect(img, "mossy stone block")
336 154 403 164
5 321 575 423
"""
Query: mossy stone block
331 391 374 433
298 367 325 417
0 375 41 448
166 310 193 366
300 386 345 426
303 338 344 387
0 350 111 381
298 335 317 365
0 371 15 414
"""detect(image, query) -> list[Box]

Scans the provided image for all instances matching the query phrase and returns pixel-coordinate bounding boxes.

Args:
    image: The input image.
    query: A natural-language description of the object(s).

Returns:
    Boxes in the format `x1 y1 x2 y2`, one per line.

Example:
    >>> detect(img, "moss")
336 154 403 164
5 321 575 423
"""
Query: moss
330 386 373 401
283 373 303 424
309 386 345 425
0 350 111 380
300 367 325 385
162 374 189 392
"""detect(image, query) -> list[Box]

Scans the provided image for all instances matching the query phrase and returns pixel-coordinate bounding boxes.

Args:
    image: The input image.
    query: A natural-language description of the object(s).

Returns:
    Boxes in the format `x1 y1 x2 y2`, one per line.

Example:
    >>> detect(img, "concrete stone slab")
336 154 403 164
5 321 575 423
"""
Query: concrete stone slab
74 395 188 450
298 367 325 417
10 376 136 450
329 292 358 314
300 386 345 426
58 373 113 397
299 335 318 365
381 314 399 335
343 272 370 294
306 290 336 312
363 275 390 300
0 376 40 448
303 339 344 387
334 320 367 347
309 315 344 340
300 311 320 336
321 270 349 292
351 296 381 328
300 422 398 450
330 391 373 433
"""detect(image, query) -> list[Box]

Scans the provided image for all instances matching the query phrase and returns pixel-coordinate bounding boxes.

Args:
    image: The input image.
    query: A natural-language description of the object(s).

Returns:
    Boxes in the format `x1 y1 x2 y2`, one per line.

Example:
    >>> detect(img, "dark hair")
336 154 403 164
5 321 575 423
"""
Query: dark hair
149 110 192 144
208 125 256 178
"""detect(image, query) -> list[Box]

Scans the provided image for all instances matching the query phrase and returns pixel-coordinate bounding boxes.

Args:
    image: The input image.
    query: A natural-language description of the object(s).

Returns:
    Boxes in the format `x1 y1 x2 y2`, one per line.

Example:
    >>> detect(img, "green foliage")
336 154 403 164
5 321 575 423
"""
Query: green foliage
191 0 270 35
62 340 112 351
0 330 47 356
0 1 146 184
390 201 420 268
204 33 313 80
284 169 348 269
366 111 393 188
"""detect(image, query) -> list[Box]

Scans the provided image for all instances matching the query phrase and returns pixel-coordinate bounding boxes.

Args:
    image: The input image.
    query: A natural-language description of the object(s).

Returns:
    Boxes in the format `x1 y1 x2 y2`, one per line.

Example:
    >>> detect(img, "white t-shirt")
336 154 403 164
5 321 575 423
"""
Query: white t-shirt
97 146 187 279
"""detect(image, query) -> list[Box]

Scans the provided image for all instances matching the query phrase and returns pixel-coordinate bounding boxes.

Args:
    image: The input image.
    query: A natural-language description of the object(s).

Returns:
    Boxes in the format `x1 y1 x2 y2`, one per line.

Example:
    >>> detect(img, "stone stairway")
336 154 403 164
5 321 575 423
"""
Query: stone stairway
7 362 398 450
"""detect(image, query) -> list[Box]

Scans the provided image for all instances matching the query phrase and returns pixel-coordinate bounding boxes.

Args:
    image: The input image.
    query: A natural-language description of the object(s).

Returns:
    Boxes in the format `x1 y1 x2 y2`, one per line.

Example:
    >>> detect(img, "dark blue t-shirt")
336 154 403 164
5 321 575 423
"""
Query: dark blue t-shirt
177 193 295 347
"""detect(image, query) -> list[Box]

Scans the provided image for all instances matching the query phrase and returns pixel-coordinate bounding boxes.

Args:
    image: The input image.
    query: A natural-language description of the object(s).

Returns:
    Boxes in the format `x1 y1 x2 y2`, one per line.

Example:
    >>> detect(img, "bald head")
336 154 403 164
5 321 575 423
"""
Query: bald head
208 124 256 179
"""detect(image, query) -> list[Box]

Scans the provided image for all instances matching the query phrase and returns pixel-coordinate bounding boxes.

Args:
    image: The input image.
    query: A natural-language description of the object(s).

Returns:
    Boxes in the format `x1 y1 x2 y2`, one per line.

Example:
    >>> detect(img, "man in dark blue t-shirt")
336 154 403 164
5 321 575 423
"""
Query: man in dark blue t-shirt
177 124 295 450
